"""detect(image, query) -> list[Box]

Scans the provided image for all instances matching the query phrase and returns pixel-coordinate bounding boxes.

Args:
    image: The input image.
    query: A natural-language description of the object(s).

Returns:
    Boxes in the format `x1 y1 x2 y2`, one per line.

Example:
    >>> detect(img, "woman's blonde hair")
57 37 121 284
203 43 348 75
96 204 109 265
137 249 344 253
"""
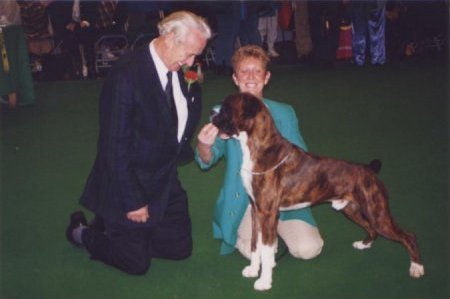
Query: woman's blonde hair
158 11 211 43
232 45 270 71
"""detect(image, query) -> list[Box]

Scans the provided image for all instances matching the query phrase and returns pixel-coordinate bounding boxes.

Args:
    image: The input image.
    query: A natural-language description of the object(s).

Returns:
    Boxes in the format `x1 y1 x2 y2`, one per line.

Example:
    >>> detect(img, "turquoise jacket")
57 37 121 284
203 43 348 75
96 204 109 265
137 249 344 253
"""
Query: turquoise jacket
195 98 317 255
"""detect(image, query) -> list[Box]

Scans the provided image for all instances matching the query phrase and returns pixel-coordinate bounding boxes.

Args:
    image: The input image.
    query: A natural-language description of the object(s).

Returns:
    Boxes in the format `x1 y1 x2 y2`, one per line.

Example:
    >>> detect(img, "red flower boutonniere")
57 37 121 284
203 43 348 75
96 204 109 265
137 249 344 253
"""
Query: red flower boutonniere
183 62 203 91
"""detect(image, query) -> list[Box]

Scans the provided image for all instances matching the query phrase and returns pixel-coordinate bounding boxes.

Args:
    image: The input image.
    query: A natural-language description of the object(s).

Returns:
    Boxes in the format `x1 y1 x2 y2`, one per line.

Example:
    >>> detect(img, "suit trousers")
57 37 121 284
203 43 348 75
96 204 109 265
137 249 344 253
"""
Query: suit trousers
81 179 192 275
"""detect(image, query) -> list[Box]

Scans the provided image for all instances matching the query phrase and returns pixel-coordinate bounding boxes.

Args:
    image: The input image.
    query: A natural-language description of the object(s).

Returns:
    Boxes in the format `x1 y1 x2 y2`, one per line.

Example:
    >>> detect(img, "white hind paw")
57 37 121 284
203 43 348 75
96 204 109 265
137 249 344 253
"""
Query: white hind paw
352 241 372 250
409 262 425 278
242 265 259 278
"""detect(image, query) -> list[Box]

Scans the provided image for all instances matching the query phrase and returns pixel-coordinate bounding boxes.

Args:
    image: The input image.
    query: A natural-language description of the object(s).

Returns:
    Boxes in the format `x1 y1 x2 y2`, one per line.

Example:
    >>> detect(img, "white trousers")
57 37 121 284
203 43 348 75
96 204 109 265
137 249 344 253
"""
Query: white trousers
258 15 278 51
236 205 324 260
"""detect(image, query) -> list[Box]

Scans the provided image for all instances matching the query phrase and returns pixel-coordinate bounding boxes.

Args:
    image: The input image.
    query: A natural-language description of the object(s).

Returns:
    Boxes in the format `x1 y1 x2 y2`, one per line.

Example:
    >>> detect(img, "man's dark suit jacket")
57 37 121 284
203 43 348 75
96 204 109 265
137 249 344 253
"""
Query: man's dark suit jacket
80 45 202 228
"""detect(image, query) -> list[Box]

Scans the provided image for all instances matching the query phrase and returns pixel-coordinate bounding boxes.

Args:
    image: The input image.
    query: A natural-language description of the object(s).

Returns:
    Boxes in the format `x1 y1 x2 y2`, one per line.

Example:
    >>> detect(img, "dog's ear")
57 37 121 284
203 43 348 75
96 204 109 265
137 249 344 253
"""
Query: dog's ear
242 93 262 120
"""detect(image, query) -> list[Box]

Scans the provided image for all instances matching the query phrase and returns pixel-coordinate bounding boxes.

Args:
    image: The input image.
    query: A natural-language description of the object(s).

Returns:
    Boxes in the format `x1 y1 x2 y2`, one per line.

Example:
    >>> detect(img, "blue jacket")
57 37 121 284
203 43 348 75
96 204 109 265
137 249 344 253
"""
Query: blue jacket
196 98 317 255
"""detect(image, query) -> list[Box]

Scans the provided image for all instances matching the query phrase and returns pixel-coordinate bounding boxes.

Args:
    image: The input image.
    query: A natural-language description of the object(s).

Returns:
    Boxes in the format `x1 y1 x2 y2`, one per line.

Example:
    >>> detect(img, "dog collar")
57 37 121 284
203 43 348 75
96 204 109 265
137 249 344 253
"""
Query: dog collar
244 154 291 175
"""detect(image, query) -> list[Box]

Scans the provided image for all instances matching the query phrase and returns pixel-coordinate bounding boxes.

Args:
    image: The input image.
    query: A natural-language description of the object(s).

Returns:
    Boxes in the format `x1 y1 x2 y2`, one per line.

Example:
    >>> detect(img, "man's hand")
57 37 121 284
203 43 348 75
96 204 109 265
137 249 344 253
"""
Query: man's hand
127 205 149 223
66 22 77 32
197 123 218 163
80 20 90 28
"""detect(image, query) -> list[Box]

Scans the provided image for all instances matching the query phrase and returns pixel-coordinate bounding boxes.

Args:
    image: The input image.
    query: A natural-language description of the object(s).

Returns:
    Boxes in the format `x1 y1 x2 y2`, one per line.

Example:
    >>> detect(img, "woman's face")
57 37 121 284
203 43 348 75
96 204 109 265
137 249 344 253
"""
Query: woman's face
232 57 271 98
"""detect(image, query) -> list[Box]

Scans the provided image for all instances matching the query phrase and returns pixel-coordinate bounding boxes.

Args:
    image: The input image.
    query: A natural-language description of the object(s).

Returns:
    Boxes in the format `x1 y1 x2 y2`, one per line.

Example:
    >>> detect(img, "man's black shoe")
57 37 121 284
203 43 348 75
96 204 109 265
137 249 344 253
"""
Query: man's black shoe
66 211 87 247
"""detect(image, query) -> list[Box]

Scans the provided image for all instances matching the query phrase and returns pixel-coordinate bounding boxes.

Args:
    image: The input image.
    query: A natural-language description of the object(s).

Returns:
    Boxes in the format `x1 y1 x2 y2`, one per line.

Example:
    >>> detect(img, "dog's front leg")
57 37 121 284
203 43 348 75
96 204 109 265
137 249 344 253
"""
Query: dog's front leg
254 210 277 291
242 231 261 278
254 242 276 291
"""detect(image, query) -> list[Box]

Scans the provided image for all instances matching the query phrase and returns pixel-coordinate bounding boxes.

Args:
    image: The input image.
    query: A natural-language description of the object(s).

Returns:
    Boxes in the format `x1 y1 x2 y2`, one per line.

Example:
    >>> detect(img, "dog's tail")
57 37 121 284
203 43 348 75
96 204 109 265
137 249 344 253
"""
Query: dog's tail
368 159 382 174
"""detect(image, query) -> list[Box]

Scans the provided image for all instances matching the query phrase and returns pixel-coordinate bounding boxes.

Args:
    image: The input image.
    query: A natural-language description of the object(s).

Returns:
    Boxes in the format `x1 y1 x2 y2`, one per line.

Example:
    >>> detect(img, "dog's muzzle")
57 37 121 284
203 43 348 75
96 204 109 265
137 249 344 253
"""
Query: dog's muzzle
209 106 221 122
210 105 238 136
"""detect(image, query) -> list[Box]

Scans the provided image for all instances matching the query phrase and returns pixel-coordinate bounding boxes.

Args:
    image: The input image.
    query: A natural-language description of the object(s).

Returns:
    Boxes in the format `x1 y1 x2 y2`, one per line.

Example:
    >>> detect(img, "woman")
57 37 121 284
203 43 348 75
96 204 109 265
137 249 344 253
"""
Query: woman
196 45 323 259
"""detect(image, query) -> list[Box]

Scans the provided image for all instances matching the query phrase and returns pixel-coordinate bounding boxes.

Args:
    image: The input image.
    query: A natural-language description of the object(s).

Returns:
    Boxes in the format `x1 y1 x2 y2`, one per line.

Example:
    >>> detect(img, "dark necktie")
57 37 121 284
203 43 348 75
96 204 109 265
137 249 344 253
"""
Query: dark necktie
165 71 178 126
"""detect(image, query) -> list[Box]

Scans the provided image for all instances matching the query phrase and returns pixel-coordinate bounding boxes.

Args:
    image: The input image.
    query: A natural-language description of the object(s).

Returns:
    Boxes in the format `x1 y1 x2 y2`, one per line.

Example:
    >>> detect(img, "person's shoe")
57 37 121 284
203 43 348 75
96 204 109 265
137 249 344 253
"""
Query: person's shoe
268 49 280 58
66 211 87 247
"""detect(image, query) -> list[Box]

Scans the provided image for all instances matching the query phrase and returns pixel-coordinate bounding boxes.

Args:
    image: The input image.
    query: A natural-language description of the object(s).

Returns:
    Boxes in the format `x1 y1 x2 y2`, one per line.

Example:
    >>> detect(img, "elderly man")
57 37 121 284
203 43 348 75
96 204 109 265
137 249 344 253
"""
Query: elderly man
66 11 211 275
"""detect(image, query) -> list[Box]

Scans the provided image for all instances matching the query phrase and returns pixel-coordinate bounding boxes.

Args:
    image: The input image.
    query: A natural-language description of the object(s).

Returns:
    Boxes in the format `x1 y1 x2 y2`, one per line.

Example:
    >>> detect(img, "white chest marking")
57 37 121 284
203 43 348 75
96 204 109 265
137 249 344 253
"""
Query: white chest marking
279 202 311 211
238 132 254 201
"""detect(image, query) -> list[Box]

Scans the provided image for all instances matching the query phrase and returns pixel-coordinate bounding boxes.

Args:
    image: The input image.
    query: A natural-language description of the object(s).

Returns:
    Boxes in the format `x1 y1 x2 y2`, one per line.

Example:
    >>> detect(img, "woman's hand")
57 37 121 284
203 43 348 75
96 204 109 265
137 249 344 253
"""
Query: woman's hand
197 123 218 164
198 123 218 145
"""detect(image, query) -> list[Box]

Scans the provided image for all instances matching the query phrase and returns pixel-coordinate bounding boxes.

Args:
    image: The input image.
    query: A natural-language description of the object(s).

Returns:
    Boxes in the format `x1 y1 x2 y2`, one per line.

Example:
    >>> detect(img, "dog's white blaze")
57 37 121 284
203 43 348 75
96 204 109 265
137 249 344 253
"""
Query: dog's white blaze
330 199 349 210
238 132 255 201
409 262 425 278
279 202 311 211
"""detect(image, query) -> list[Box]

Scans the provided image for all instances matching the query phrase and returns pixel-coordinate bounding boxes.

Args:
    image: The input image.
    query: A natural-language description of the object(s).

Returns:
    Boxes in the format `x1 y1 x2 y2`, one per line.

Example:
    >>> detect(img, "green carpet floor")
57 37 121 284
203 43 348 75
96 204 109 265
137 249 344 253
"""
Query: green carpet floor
1 58 448 299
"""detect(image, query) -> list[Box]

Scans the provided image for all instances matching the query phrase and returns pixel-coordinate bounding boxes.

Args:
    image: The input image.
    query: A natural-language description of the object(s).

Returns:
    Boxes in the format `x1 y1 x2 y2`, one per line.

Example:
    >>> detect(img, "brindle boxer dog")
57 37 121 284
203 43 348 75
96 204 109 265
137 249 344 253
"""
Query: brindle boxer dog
211 92 424 291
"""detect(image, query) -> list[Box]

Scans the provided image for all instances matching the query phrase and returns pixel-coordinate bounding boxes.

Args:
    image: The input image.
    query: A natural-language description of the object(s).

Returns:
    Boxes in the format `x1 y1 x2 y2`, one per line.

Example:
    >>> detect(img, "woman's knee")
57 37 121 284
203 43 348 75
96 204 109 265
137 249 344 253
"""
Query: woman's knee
289 238 324 260
236 237 252 260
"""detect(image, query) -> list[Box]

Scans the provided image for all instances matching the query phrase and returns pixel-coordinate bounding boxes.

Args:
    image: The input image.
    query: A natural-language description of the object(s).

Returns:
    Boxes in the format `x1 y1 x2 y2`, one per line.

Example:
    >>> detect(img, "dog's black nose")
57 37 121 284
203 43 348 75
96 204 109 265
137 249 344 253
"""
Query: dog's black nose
209 106 221 122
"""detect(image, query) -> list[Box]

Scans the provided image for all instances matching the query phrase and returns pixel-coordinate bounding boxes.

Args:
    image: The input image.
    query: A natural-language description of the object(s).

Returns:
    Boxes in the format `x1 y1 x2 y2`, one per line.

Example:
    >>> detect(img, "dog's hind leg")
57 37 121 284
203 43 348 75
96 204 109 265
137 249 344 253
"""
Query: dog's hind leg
361 182 424 278
341 203 378 250
371 214 424 278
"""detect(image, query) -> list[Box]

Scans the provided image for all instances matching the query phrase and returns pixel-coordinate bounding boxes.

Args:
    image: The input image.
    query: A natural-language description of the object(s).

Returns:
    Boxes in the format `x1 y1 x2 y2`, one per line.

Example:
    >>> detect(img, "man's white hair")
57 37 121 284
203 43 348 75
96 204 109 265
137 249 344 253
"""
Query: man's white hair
158 11 211 43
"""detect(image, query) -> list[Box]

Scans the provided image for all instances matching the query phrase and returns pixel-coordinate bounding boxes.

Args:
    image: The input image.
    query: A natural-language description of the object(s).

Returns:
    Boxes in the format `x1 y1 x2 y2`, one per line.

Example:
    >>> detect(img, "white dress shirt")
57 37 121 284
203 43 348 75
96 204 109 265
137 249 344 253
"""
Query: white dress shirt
149 40 188 142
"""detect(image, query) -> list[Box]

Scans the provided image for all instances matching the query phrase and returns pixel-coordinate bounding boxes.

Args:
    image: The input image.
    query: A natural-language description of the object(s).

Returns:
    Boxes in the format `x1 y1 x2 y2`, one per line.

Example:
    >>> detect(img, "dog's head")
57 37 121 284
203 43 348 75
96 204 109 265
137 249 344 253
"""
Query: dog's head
211 92 265 137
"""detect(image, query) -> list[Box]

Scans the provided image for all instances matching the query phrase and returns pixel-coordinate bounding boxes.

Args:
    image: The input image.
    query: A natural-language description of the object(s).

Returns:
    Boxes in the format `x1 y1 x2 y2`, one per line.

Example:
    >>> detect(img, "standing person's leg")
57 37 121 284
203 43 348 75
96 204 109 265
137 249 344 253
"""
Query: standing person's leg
213 10 239 74
258 16 268 47
351 4 368 66
266 14 279 57
79 26 98 78
62 30 83 78
294 0 313 59
368 7 386 65
308 2 327 65
322 3 340 67
240 12 262 46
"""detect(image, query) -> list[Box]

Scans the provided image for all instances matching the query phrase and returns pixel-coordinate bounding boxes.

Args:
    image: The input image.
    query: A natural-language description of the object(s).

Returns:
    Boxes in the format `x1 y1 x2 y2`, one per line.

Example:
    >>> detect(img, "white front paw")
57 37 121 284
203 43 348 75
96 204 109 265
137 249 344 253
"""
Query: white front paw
254 277 272 291
409 262 425 278
242 265 259 278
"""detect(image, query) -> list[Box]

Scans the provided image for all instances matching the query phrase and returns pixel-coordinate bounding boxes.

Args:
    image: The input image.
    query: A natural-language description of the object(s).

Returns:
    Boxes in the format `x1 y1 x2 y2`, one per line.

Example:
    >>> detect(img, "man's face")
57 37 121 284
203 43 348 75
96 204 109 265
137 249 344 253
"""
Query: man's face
232 57 271 98
164 29 207 71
